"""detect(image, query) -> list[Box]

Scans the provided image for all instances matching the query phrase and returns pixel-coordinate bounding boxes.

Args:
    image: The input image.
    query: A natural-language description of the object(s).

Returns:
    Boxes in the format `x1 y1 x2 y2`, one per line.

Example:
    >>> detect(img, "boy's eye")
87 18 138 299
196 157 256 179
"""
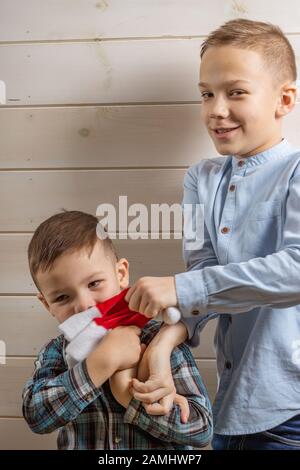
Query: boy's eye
54 295 68 303
201 92 212 99
200 90 245 99
230 90 245 96
88 280 103 288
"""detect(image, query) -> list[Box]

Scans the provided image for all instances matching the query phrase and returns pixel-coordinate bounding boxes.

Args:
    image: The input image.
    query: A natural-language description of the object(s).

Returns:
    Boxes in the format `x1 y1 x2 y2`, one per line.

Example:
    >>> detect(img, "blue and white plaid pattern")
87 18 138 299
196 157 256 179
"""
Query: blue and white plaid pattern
23 321 213 449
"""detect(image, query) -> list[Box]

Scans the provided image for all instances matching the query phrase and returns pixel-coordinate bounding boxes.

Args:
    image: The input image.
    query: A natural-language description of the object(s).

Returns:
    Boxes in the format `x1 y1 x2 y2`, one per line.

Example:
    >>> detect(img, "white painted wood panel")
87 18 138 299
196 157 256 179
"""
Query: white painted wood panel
0 236 186 293
1 0 300 42
0 297 57 356
0 418 58 450
0 105 215 169
0 296 217 358
0 104 299 170
0 169 185 231
1 40 201 105
0 358 217 418
195 359 218 402
2 37 299 106
0 358 35 417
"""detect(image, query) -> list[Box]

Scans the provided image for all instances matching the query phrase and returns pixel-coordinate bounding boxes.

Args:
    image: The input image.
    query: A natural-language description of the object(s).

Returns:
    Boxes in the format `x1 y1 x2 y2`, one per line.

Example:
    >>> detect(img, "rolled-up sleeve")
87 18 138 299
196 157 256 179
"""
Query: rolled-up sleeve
124 343 213 448
22 336 101 434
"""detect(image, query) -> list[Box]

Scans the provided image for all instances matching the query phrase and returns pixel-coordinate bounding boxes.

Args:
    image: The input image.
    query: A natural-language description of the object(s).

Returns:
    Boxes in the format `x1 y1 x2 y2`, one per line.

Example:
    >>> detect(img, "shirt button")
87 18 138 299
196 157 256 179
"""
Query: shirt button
225 361 232 370
221 227 230 234
86 393 93 400
229 184 236 192
191 310 200 316
238 160 245 167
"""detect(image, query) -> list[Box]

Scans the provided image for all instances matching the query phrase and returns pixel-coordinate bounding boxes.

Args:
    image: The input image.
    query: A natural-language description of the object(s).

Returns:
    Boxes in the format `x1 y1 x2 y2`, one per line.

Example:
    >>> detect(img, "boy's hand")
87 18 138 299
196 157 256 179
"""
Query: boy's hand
125 276 178 318
131 377 189 424
86 326 142 386
130 333 190 423
104 326 143 371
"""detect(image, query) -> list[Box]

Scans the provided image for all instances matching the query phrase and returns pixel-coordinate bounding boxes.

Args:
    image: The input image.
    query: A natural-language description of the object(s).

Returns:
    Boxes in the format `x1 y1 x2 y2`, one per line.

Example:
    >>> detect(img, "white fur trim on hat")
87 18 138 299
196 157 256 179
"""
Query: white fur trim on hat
65 321 107 363
59 306 101 341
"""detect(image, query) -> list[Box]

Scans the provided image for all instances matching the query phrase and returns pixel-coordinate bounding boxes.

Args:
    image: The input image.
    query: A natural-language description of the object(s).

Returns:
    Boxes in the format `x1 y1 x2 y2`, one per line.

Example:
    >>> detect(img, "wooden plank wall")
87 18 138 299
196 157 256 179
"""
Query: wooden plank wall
0 0 300 449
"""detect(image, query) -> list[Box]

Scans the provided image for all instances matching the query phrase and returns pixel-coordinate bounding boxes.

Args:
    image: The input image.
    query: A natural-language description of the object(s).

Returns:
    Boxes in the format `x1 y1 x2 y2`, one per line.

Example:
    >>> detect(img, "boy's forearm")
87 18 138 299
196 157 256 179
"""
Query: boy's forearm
148 322 188 352
86 351 116 388
109 368 137 408
110 383 132 408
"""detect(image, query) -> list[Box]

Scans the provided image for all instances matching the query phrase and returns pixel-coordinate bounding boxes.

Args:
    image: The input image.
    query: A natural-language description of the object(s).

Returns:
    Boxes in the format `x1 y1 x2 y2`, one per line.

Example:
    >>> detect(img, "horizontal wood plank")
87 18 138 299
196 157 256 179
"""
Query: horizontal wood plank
1 39 200 105
0 105 215 169
195 359 218 402
0 169 186 231
0 418 58 450
0 236 186 293
0 104 299 169
1 0 300 42
1 37 299 106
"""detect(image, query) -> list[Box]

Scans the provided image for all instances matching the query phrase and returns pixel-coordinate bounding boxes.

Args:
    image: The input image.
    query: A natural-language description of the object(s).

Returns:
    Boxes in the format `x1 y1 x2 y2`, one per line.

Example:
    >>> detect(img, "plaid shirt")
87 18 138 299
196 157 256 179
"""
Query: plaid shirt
22 321 213 449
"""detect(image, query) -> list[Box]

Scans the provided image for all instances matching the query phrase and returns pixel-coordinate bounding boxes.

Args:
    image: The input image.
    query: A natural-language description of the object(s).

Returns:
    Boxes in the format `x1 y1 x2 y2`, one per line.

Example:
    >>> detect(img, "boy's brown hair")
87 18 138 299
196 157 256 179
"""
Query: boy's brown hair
28 210 118 291
200 18 297 88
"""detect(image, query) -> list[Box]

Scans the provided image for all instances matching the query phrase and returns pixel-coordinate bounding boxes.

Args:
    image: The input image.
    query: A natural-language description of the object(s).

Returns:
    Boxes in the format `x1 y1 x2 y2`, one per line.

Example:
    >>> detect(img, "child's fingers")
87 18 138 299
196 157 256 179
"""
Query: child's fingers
128 290 143 313
143 402 168 415
139 344 147 361
139 297 149 316
144 304 160 318
122 325 141 335
142 394 189 420
125 286 135 302
132 387 168 404
132 377 162 393
132 377 174 394
143 395 174 415
174 394 190 424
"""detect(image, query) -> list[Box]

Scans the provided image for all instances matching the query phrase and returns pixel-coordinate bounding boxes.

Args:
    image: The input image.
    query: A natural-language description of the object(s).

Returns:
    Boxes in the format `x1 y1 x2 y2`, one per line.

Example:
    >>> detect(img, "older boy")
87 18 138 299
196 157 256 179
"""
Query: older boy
22 210 213 449
126 19 300 450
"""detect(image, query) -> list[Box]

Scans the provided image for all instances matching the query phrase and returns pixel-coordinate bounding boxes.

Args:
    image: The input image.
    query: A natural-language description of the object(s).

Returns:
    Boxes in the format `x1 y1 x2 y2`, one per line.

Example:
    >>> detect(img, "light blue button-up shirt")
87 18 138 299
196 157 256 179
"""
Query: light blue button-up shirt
175 138 300 435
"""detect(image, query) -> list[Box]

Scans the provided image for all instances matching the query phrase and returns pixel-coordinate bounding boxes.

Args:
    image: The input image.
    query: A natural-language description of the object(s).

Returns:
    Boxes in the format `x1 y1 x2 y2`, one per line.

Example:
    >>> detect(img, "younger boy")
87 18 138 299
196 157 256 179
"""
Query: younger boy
126 19 300 450
22 210 213 450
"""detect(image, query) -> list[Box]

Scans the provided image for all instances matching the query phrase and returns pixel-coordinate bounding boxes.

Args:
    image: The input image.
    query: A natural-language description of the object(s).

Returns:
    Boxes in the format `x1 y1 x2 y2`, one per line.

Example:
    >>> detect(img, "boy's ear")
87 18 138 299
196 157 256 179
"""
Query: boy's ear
37 292 52 314
117 258 130 289
276 81 297 118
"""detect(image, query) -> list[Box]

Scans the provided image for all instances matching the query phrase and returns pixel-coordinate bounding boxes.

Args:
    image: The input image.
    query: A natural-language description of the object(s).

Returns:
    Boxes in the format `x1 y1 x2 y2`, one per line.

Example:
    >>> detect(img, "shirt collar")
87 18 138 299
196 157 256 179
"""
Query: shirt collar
231 138 294 171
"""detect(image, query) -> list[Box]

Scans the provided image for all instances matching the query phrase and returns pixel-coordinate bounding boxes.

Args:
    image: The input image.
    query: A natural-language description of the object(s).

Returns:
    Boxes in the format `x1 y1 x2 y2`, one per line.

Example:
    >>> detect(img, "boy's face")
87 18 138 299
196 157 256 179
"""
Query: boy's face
199 46 296 157
36 241 129 323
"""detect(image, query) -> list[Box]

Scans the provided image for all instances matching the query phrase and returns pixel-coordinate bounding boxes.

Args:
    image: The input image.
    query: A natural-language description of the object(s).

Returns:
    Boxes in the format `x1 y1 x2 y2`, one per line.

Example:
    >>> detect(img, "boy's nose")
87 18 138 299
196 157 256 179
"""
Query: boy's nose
74 295 96 314
209 97 229 119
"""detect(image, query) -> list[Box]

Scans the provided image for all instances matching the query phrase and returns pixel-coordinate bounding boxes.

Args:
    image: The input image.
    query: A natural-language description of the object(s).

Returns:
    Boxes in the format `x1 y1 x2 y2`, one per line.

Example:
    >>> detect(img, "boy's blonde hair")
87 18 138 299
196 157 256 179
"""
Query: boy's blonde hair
200 18 297 88
28 210 118 291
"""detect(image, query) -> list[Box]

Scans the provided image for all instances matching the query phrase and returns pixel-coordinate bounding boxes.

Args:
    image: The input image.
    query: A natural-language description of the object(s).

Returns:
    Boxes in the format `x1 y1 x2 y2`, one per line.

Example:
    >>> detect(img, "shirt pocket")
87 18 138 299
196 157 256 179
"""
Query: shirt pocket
243 200 282 257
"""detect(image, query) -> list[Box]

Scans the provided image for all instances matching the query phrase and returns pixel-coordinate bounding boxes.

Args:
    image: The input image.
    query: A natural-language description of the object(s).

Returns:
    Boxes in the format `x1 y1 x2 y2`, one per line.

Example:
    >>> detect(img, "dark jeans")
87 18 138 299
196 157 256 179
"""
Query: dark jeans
212 414 300 450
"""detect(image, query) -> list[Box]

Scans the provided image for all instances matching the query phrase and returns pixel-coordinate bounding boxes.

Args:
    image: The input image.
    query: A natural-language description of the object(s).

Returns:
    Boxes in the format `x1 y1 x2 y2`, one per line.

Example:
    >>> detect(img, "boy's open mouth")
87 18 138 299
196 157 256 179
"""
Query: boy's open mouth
213 126 241 139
